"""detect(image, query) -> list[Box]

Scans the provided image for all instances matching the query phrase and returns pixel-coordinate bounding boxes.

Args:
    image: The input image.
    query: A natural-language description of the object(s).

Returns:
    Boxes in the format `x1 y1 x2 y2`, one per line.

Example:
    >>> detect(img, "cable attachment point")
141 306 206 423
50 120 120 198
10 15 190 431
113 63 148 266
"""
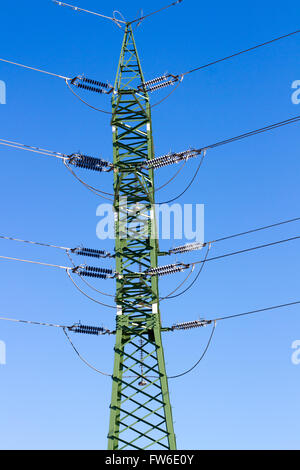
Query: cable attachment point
70 264 86 274
70 75 114 94
66 153 113 172
138 74 183 93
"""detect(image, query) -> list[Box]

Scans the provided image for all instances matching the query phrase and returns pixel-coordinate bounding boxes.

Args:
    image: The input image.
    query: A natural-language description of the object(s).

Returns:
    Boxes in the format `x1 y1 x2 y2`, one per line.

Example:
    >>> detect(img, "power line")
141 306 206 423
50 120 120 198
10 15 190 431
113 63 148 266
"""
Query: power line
213 300 300 323
0 315 112 335
151 114 300 172
0 250 115 307
158 152 205 204
0 254 71 271
0 235 112 261
0 316 72 330
145 236 300 277
3 112 300 173
0 57 70 80
66 250 115 298
2 222 298 278
129 0 183 26
171 300 300 330
160 217 300 297
156 160 187 191
167 321 217 379
0 235 70 251
66 269 116 309
153 114 300 202
192 235 300 265
160 264 195 301
52 0 126 26
199 115 300 152
0 138 114 181
170 216 300 254
63 159 114 200
141 27 300 95
208 216 300 245
190 236 300 267
181 27 300 76
0 138 66 159
62 299 300 379
0 57 111 116
0 254 114 281
164 245 211 299
63 328 112 376
54 0 184 29
65 78 113 115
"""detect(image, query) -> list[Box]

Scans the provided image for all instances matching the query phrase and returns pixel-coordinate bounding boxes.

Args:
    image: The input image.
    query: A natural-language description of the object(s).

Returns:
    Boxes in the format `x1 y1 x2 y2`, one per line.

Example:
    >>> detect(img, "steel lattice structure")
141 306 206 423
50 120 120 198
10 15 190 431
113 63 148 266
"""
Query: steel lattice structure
108 25 176 450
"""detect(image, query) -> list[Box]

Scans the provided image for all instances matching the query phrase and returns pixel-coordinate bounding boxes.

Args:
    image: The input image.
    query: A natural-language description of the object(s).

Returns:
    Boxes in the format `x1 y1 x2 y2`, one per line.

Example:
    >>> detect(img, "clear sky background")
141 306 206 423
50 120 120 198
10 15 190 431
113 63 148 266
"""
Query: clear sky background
0 0 299 450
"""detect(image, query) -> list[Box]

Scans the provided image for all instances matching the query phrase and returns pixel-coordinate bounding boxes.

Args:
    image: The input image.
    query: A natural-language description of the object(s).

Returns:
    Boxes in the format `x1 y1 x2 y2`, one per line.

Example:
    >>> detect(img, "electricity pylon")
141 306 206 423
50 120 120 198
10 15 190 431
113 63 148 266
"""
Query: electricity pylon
108 24 176 451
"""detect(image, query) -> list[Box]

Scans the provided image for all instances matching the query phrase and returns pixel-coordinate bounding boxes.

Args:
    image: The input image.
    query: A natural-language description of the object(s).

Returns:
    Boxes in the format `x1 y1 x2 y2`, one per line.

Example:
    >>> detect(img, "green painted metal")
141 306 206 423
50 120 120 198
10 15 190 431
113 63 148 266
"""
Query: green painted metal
107 24 176 450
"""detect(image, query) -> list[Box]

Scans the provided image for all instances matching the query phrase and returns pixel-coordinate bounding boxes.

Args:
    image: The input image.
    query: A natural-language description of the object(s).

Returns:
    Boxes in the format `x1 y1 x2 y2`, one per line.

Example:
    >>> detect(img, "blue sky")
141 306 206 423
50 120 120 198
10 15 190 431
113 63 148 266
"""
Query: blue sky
0 0 299 450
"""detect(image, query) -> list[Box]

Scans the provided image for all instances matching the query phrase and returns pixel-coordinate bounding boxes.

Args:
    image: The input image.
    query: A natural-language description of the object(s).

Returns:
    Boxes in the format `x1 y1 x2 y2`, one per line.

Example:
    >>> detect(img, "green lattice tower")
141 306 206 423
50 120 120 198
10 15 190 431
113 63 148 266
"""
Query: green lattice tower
107 24 176 450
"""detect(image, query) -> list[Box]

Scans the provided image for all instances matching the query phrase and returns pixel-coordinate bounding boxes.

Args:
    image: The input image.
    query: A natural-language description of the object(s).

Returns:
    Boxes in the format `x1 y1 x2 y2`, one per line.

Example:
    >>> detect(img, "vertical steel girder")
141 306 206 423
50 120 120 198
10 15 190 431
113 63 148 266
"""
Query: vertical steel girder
107 25 176 450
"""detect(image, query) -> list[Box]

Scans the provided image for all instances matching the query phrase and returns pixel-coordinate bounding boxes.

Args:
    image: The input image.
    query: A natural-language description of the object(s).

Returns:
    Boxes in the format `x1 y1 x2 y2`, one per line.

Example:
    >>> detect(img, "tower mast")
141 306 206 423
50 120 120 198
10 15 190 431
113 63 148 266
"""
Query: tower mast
108 24 176 451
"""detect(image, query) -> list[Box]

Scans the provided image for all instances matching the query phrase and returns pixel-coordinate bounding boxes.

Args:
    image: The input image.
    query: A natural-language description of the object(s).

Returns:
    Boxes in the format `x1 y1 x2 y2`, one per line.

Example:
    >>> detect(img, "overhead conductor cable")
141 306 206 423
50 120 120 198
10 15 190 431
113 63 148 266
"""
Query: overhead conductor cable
0 234 112 259
170 300 300 331
142 235 300 277
141 26 300 88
